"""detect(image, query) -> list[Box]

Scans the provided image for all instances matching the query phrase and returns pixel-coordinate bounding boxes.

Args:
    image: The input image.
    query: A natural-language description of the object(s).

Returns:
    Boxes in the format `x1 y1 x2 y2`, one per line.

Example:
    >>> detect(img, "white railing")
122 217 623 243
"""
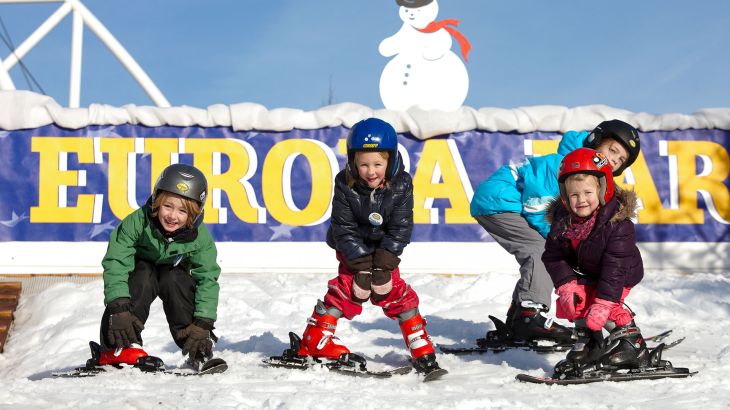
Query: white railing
0 0 169 107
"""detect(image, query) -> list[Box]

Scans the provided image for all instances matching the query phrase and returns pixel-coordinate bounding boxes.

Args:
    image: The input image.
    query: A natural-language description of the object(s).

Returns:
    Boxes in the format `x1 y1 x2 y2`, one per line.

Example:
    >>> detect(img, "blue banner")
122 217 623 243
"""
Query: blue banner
0 125 728 242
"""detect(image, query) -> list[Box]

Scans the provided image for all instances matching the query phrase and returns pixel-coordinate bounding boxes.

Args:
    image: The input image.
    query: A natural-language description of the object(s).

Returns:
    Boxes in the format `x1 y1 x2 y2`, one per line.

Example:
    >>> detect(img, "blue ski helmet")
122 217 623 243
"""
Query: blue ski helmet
346 118 401 179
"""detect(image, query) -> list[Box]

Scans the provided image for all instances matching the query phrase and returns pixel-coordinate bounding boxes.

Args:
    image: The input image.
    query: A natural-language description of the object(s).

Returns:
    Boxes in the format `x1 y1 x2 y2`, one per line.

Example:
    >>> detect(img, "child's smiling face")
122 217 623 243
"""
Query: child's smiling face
596 138 629 174
355 151 389 188
565 175 601 218
157 194 189 233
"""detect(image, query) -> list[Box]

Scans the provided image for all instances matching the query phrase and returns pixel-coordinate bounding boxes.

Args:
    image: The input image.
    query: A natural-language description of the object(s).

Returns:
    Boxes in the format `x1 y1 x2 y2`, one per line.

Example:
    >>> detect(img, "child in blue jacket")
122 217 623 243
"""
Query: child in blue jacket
470 119 641 344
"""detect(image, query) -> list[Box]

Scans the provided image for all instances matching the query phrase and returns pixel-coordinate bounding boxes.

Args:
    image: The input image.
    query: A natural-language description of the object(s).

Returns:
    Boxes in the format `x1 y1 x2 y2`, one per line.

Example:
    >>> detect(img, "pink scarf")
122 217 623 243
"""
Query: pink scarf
563 211 598 242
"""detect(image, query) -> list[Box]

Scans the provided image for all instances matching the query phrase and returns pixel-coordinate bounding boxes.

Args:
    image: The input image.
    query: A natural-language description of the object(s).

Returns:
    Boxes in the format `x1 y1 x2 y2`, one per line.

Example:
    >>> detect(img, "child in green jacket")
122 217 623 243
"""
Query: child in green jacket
98 163 221 370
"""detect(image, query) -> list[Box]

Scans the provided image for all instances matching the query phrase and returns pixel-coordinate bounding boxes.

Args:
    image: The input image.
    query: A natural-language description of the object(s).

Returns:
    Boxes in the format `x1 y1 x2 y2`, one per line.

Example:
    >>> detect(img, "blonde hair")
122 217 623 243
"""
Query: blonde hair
564 173 599 186
346 151 391 188
151 191 201 229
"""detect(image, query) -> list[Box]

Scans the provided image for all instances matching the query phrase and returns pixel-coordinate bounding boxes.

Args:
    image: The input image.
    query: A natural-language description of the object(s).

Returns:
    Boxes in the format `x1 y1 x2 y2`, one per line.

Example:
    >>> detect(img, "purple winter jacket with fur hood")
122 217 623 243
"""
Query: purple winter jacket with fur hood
542 188 644 303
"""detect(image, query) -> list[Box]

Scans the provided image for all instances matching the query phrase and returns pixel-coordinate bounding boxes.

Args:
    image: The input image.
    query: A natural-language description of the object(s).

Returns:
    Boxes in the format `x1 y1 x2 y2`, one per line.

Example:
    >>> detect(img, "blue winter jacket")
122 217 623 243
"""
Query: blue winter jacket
470 131 588 238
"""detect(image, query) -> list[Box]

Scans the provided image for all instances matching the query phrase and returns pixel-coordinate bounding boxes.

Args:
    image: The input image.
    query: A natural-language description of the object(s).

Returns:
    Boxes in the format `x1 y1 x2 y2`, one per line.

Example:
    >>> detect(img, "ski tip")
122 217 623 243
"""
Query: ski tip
423 368 448 382
515 373 557 385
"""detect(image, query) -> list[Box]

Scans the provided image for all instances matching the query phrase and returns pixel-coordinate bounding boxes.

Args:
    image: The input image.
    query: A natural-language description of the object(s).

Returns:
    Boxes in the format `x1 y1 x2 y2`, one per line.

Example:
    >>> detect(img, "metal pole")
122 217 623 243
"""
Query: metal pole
70 0 170 107
68 5 83 107
0 1 64 3
0 60 14 89
1 2 71 71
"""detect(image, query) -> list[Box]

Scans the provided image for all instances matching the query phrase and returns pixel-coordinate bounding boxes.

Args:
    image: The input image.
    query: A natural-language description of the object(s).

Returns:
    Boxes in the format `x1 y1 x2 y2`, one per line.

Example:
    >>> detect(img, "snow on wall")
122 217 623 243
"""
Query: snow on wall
2 90 729 139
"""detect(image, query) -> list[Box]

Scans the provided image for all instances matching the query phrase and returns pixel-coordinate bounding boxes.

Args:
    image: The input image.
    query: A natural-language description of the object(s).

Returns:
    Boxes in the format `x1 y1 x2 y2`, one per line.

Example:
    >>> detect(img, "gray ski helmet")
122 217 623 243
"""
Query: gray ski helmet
583 119 641 176
153 164 208 206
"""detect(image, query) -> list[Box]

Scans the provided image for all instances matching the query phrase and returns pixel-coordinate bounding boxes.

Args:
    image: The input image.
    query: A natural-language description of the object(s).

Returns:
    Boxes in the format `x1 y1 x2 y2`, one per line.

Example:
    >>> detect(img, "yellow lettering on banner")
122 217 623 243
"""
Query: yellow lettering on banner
262 139 337 226
665 141 729 223
618 143 730 224
185 138 263 224
99 138 137 219
30 137 96 222
338 138 347 156
614 151 678 223
531 140 560 156
144 138 179 190
412 139 473 224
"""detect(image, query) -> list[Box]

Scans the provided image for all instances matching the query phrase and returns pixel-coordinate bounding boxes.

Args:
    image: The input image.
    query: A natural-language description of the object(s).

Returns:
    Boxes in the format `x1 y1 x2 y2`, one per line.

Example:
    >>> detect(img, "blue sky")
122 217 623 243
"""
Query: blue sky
1 1 728 114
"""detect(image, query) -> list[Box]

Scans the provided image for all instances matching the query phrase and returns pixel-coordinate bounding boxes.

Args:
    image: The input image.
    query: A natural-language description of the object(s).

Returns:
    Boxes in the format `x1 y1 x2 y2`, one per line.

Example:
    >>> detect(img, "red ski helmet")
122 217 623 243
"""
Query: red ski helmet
558 148 615 206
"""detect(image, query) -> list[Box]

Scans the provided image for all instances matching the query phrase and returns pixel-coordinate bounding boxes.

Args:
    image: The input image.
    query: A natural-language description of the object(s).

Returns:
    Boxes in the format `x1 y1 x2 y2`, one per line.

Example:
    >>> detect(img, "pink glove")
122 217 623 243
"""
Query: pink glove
585 298 618 331
555 280 582 321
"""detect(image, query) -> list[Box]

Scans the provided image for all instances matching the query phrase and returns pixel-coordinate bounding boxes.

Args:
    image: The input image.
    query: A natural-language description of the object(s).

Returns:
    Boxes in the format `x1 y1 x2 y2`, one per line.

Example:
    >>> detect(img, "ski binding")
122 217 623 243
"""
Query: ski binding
262 332 413 379
52 341 227 378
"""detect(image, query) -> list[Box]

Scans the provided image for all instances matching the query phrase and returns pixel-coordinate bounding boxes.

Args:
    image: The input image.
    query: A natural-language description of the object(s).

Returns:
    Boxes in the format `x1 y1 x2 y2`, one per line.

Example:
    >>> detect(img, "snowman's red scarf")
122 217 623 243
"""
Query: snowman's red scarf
418 19 471 61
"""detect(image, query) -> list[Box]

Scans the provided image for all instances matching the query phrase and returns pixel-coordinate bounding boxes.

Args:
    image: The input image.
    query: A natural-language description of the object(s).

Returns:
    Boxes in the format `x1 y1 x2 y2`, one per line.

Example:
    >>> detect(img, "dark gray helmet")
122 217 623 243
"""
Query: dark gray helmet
396 0 433 8
153 164 208 206
584 119 641 176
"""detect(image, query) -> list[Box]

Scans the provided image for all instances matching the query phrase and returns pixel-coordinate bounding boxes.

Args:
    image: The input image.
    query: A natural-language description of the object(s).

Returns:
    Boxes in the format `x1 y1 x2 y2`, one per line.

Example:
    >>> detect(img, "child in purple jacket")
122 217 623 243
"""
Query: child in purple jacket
543 148 648 369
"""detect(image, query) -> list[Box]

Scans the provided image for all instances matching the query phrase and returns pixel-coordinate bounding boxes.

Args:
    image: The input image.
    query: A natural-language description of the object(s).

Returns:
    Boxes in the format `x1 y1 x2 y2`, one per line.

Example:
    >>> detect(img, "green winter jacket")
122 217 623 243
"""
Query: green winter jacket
101 203 221 321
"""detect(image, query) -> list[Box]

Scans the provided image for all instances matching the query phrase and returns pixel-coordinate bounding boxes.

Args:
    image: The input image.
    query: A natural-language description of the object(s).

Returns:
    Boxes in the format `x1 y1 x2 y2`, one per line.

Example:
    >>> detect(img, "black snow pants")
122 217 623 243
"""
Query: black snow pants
100 259 196 350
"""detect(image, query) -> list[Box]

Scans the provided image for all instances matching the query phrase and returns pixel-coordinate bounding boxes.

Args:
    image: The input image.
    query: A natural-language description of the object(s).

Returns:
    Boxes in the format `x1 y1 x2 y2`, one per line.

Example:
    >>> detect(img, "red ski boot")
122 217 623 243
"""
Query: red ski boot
399 313 446 379
98 344 150 366
297 306 350 359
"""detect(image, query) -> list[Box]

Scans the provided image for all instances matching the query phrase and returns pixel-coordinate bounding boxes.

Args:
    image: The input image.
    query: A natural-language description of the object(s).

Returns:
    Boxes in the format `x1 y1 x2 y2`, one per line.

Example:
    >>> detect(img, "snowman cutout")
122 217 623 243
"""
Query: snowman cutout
379 0 470 112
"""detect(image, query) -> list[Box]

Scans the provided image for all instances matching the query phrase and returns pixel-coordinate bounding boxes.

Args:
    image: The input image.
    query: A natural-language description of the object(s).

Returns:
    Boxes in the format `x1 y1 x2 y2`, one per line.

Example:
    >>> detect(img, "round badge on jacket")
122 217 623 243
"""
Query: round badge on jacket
369 212 383 226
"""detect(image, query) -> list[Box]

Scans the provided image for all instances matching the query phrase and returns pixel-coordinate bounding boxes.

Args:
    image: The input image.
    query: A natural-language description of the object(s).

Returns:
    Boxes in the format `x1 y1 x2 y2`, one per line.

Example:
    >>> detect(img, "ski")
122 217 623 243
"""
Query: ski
262 332 412 379
516 365 696 385
516 343 696 385
439 316 682 355
263 355 412 379
52 341 227 378
53 357 228 378
422 367 448 382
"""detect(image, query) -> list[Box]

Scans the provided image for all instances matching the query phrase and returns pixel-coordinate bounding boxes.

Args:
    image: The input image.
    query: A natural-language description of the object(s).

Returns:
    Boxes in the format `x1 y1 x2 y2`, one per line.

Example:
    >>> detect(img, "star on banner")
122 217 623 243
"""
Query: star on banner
268 224 297 241
0 211 29 228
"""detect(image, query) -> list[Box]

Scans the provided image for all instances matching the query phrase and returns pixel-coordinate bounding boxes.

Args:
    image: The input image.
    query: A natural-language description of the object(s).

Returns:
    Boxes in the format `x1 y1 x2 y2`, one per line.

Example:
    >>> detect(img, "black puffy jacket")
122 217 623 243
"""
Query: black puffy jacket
326 161 413 260
542 188 644 303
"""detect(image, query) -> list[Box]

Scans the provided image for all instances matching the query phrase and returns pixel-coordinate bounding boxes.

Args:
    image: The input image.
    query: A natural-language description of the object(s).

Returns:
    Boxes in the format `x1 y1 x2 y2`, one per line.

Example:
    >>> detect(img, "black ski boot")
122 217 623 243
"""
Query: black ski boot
566 326 604 364
413 353 448 381
597 322 649 369
507 301 573 344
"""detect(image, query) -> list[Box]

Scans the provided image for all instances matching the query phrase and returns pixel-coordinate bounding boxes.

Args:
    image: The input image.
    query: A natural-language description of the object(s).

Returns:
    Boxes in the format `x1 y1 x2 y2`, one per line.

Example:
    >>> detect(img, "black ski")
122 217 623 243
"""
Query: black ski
516 343 696 385
52 342 227 378
53 357 228 378
516 365 695 385
422 367 448 382
440 316 682 355
263 355 412 379
262 332 413 379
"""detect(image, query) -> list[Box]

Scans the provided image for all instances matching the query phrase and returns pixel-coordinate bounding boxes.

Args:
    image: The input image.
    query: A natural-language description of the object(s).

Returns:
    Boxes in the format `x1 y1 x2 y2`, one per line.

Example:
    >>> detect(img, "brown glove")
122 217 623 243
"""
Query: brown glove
373 248 400 272
352 270 372 303
176 318 215 360
370 268 393 302
344 254 373 273
106 298 144 348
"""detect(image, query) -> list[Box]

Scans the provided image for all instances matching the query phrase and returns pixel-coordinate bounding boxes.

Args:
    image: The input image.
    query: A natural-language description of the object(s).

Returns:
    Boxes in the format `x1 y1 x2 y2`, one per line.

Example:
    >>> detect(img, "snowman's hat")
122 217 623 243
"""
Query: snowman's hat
396 0 434 8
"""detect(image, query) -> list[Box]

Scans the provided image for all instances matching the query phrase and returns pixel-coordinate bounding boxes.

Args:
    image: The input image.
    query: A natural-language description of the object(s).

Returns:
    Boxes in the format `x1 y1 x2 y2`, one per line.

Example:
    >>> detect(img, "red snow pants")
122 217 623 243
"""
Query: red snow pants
323 252 420 320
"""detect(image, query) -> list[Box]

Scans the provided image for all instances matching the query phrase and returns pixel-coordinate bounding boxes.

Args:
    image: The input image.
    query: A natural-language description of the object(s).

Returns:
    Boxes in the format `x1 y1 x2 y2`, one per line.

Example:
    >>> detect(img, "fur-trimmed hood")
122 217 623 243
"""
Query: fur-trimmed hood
541 187 644 303
545 187 639 226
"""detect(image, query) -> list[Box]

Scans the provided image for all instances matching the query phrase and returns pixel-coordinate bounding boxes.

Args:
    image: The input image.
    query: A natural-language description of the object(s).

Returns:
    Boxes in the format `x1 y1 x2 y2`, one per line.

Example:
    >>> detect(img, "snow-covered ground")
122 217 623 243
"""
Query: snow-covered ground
1 269 729 409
